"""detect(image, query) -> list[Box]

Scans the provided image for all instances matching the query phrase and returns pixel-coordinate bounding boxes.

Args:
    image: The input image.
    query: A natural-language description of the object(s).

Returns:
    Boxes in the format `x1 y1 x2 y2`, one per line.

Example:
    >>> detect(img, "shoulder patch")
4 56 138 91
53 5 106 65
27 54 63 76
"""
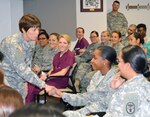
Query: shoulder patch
123 93 138 116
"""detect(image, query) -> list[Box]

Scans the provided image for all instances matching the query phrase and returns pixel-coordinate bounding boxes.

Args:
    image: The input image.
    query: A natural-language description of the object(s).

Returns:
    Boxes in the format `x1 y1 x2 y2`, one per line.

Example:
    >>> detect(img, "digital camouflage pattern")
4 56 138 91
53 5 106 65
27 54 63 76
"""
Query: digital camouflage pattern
111 43 124 56
107 11 128 39
75 42 100 83
0 33 45 100
76 42 100 64
62 68 116 117
32 43 59 71
104 74 150 117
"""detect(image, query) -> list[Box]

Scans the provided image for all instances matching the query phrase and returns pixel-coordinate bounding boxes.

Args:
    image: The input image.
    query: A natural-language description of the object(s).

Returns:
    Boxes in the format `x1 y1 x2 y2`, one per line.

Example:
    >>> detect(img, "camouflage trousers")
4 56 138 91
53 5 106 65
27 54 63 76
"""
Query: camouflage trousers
80 70 96 93
74 62 95 92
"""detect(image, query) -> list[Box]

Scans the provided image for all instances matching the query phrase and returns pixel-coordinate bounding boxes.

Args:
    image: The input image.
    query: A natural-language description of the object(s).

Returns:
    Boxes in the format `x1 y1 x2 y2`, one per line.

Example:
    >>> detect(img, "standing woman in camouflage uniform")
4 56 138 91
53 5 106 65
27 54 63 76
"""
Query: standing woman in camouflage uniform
104 45 150 117
0 14 54 101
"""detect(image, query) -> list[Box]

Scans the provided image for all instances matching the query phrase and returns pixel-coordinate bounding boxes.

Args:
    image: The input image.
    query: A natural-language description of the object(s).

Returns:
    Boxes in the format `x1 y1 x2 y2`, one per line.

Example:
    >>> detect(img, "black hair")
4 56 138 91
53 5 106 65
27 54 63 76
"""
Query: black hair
90 30 99 37
0 51 4 62
113 0 120 5
97 46 117 66
121 45 149 76
38 30 49 39
76 27 85 33
9 104 65 117
132 32 144 44
137 23 147 31
40 29 47 33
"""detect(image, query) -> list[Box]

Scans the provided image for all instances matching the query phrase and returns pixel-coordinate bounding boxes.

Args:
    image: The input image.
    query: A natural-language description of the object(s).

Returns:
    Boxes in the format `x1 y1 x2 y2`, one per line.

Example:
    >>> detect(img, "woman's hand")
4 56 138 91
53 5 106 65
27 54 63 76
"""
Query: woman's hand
111 72 126 89
79 48 86 55
39 72 47 81
47 71 52 77
45 85 62 98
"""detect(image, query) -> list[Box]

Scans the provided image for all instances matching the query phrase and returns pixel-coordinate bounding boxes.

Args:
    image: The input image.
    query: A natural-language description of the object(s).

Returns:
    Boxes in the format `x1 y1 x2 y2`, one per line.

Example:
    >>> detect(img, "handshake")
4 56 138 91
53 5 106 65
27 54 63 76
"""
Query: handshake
32 64 64 98
45 85 63 98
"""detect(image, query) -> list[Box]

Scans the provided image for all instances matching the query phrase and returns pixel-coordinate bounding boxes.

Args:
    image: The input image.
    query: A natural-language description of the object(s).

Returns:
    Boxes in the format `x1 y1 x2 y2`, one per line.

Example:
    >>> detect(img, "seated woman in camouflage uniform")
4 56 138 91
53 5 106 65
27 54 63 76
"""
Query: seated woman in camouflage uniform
47 46 117 117
104 45 150 117
100 31 111 46
128 32 144 47
32 31 59 72
110 31 124 55
74 31 100 92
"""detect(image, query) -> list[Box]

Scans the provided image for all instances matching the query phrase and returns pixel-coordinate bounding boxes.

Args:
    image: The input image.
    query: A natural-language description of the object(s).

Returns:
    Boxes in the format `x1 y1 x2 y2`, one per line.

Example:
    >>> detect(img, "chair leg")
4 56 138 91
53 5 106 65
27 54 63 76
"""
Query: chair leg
34 91 47 104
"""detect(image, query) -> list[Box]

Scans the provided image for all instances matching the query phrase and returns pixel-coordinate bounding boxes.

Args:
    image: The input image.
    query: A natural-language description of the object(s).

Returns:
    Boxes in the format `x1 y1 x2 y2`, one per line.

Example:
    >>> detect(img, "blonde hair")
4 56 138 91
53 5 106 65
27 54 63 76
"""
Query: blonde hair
101 31 110 37
59 34 71 44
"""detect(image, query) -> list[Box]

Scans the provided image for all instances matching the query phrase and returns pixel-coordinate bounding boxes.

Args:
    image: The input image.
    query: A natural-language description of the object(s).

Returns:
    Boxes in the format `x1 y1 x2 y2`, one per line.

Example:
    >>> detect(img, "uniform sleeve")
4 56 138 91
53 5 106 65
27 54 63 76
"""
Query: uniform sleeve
62 88 108 107
62 92 90 106
63 110 86 117
120 14 128 36
5 44 45 88
107 13 112 34
76 101 107 115
63 101 107 117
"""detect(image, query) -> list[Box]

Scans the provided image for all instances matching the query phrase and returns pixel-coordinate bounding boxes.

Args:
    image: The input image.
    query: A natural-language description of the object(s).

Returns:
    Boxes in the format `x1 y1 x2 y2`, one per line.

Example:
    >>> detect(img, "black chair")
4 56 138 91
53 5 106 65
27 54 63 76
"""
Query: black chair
35 63 78 104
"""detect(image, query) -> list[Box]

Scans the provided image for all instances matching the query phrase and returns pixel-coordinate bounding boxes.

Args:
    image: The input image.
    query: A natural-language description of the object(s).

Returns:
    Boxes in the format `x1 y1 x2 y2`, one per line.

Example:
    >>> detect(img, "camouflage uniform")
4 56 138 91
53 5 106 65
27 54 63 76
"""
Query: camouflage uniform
32 43 59 71
101 41 112 46
76 42 100 64
0 33 45 100
75 42 100 82
62 68 116 117
107 11 128 39
104 74 150 117
80 70 97 93
111 43 124 56
122 36 129 46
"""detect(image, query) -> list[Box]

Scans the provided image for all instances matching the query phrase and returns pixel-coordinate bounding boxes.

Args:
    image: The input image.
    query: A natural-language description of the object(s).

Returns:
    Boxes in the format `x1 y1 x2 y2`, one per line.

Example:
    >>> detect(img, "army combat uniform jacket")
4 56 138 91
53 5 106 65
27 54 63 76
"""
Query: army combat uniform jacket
0 33 45 100
62 68 116 117
32 43 59 71
104 74 150 117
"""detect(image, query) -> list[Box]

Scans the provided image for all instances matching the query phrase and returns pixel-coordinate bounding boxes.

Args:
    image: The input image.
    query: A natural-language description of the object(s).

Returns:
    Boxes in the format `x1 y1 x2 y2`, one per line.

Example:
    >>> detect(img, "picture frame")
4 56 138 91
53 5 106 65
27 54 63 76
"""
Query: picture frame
80 0 103 12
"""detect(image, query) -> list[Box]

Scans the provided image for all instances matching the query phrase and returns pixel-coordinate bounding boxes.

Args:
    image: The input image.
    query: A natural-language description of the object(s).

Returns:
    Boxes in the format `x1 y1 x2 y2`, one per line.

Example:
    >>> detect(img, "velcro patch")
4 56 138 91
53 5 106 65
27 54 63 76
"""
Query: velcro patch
123 93 138 116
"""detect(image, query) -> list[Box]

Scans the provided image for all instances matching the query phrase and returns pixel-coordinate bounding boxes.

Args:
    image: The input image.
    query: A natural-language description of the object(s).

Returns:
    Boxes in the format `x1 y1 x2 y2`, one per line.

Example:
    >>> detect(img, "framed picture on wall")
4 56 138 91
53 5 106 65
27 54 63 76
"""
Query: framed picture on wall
80 0 103 12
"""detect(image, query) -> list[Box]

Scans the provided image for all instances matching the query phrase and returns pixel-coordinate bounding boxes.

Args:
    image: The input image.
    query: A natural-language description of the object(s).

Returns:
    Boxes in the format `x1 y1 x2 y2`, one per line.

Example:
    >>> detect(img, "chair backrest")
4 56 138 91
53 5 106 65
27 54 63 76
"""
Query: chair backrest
35 63 78 105
45 63 77 93
67 63 77 93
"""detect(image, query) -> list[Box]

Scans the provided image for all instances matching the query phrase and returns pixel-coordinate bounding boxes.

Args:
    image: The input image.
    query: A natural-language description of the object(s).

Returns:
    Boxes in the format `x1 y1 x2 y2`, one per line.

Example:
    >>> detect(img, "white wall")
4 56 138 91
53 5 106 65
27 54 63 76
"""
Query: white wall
75 0 150 46
0 0 23 41
107 0 150 36
10 0 23 34
76 0 107 44
1 0 150 44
